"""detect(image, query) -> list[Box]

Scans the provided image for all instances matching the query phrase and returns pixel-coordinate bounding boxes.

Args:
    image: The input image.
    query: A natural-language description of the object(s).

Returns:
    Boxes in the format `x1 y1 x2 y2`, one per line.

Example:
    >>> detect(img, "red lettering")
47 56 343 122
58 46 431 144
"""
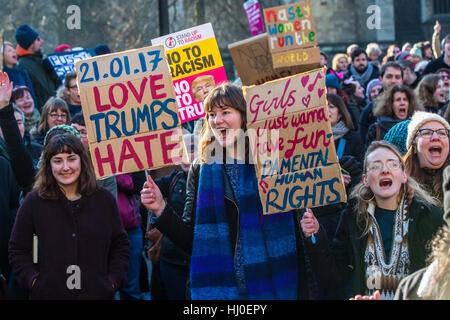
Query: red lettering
127 77 148 104
93 86 111 112
135 134 158 167
118 139 144 172
109 83 129 109
150 74 166 100
160 130 182 164
265 10 277 23
94 144 116 177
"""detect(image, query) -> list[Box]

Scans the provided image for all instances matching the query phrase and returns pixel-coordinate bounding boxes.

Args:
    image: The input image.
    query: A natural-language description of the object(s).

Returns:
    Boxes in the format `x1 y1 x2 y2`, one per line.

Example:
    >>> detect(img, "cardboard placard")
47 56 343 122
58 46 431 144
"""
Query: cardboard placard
263 1 320 69
243 68 347 215
243 0 265 36
152 23 228 124
228 33 320 86
45 50 95 82
75 45 186 179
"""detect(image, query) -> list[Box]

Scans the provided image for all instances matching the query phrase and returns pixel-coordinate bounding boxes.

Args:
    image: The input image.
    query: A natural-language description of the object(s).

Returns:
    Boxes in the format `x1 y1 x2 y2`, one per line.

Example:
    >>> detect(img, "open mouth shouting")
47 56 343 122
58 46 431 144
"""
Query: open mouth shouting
396 106 408 120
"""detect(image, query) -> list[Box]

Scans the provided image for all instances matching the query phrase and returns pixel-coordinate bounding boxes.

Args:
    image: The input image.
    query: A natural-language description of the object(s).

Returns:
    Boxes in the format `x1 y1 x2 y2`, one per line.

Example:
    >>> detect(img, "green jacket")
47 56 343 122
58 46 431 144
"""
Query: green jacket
306 196 445 299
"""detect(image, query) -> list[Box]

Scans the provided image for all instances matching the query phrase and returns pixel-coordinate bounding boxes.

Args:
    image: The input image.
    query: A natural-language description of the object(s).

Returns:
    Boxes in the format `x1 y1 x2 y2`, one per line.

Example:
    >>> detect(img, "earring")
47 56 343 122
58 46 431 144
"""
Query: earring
358 186 375 202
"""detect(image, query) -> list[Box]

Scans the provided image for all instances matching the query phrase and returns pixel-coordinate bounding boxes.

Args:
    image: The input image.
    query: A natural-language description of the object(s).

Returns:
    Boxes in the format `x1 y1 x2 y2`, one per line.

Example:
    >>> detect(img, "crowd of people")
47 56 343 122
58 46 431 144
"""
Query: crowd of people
0 20 449 301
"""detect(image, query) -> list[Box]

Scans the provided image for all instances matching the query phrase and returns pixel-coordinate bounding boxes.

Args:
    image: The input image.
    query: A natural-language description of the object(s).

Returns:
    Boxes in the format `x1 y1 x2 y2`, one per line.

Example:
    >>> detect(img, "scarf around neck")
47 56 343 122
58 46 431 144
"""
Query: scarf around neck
190 163 298 300
332 120 349 141
350 62 374 86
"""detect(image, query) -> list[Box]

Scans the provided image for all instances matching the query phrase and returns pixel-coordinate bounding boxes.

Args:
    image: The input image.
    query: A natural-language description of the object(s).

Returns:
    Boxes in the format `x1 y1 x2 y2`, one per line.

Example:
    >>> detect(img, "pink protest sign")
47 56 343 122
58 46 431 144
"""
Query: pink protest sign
152 23 228 124
244 0 265 36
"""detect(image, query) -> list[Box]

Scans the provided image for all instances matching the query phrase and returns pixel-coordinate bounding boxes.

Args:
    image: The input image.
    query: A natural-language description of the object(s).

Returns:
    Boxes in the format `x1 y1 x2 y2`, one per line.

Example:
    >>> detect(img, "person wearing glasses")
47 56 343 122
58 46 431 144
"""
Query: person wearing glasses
30 97 70 145
63 72 82 118
301 140 444 300
404 112 450 206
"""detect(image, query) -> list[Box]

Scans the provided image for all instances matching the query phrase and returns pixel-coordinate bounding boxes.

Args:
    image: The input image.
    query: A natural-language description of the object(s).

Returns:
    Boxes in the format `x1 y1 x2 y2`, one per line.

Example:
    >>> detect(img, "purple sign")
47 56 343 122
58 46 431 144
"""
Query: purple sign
243 0 264 36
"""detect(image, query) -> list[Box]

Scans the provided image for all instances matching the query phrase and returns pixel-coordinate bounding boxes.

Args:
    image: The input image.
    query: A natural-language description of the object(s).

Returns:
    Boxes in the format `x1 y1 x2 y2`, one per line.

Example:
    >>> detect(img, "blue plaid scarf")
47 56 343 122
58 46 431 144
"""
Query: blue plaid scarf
190 163 298 300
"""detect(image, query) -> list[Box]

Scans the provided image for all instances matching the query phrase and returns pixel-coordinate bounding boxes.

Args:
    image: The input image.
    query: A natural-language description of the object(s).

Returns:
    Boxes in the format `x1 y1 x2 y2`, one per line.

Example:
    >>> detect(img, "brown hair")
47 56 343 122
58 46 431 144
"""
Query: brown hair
326 93 354 130
351 140 438 235
373 84 421 118
34 132 97 200
415 74 443 110
200 82 248 163
33 97 70 136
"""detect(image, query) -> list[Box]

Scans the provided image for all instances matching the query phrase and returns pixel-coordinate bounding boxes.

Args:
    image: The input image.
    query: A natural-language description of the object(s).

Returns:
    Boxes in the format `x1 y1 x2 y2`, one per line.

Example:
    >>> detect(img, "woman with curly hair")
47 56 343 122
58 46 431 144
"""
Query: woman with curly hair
415 74 447 115
366 84 421 146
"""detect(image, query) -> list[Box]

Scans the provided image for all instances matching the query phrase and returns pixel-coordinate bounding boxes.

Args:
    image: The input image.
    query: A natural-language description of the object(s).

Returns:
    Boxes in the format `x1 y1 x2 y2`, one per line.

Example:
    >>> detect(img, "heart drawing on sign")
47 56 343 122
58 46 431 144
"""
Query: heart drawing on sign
302 94 311 108
301 75 310 88
318 88 325 98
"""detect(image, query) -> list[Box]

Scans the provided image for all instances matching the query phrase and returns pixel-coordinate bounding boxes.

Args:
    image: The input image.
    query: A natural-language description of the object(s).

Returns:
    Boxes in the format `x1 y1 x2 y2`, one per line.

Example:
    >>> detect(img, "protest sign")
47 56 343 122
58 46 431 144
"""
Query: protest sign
151 23 228 124
228 33 320 86
243 67 346 215
263 1 320 69
75 45 186 179
243 0 265 36
45 49 95 82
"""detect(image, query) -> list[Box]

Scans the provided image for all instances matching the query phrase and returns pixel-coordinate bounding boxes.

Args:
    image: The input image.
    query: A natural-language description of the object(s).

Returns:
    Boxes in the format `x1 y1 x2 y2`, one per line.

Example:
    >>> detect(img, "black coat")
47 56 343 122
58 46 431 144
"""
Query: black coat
305 197 444 299
8 188 130 300
0 103 40 195
17 53 60 111
153 170 191 267
151 158 317 299
0 157 20 278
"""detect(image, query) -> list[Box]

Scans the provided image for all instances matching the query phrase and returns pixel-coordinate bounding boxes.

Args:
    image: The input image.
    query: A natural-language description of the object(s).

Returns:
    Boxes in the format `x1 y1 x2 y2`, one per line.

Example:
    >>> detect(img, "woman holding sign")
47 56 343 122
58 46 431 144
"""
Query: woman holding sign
141 83 311 300
8 131 129 300
301 140 444 300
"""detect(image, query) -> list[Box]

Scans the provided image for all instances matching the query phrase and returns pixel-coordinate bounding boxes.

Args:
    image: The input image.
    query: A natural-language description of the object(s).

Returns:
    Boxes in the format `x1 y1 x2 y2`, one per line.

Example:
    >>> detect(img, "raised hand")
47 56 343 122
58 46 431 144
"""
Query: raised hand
0 72 13 109
140 174 166 216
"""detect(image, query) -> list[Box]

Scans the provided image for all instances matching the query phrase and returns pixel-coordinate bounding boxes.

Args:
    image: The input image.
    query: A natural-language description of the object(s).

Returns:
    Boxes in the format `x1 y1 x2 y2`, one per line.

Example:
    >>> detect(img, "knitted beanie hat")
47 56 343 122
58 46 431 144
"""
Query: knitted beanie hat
383 120 411 155
44 124 81 146
406 111 450 150
15 24 39 50
54 44 72 53
409 46 422 58
325 73 342 90
366 78 383 102
395 51 411 62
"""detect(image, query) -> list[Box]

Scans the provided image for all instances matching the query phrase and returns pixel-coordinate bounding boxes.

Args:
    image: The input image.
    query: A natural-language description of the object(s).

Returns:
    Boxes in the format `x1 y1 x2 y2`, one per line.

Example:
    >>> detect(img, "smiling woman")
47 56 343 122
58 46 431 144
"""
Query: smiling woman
8 132 130 300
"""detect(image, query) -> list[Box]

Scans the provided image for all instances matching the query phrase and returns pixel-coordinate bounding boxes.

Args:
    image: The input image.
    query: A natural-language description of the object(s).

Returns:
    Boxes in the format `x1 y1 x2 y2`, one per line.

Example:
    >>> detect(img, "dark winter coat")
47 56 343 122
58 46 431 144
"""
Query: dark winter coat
17 52 60 110
305 196 444 299
366 116 404 148
3 65 38 108
151 158 321 300
8 187 130 300
154 170 191 267
0 103 40 194
0 157 20 278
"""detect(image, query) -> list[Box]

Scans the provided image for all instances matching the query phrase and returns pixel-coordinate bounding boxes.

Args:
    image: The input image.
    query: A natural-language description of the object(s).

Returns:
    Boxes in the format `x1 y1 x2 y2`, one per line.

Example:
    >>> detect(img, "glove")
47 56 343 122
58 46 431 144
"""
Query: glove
339 155 361 177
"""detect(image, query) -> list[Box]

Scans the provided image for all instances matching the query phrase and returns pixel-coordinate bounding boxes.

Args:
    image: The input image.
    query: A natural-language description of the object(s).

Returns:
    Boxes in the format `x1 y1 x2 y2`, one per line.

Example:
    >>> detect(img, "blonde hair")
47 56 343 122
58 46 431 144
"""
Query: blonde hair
332 53 348 72
424 226 450 299
351 140 439 235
